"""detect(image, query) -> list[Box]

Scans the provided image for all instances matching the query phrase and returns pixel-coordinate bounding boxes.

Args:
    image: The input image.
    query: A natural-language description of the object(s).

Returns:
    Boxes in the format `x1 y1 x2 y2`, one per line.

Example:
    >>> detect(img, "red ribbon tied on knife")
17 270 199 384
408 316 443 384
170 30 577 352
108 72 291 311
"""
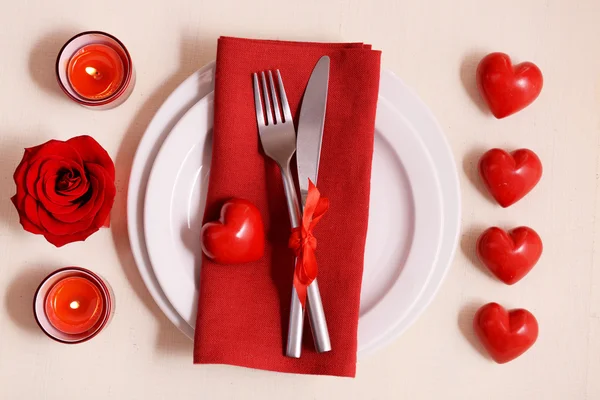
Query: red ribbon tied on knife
288 179 329 308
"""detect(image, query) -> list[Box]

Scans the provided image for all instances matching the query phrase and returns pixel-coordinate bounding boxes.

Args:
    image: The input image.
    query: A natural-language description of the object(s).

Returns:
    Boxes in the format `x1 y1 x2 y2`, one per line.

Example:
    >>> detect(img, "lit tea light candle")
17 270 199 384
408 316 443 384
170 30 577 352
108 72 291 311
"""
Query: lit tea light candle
56 31 135 110
34 267 114 344
67 43 125 101
44 276 104 335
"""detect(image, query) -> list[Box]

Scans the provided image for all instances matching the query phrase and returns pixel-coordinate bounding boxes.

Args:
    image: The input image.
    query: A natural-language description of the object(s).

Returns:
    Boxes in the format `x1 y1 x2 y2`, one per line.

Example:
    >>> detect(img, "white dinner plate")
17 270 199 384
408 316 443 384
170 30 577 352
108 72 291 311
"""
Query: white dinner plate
127 63 216 340
143 84 444 355
127 62 460 358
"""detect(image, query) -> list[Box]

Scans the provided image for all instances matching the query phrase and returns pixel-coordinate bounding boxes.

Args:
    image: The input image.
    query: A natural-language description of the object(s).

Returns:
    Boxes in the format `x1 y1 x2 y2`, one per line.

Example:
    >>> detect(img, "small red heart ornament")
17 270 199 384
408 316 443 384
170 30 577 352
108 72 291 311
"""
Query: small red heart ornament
200 198 265 264
476 52 543 118
477 227 542 285
479 148 542 207
473 302 538 364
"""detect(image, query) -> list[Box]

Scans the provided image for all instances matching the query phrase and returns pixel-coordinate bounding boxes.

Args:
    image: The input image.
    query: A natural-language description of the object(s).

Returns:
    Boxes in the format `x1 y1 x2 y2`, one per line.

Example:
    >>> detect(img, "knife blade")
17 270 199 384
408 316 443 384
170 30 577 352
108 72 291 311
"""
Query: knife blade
297 55 330 204
295 55 331 353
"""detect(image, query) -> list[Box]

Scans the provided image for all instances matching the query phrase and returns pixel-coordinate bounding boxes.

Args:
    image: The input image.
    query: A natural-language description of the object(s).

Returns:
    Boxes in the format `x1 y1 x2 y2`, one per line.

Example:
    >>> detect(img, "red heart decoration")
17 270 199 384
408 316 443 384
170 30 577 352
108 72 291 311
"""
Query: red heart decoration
473 302 538 364
200 198 265 264
479 148 542 207
476 52 543 118
477 226 542 285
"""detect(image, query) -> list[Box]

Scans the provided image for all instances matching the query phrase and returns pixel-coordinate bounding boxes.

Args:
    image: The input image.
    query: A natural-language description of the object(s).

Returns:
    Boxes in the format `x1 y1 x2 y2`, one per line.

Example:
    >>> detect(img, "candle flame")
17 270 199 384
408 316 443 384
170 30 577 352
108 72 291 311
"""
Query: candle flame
70 301 80 310
85 67 98 76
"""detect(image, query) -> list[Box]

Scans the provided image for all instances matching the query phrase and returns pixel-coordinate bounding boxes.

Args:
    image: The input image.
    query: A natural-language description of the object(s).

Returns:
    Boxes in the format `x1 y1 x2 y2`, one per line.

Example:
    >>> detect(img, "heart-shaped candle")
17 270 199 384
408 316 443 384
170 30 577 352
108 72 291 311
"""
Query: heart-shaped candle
473 302 539 363
476 52 543 118
479 148 542 207
201 198 265 264
477 226 543 285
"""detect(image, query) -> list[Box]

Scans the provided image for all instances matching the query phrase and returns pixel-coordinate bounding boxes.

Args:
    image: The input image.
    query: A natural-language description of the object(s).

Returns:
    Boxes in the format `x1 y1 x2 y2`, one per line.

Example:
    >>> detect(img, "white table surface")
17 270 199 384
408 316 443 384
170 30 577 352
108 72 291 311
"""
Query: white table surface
1 0 599 399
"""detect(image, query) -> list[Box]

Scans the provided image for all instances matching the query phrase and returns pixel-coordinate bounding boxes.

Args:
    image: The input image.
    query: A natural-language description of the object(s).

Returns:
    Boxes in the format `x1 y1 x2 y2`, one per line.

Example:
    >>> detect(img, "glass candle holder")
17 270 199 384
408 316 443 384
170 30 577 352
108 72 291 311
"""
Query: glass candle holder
55 31 135 110
34 267 114 344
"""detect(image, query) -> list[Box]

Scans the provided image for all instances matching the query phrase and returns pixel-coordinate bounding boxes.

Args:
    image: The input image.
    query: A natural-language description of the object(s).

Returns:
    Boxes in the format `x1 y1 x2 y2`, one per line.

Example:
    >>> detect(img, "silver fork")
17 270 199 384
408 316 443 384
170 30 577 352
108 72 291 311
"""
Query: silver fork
253 70 326 358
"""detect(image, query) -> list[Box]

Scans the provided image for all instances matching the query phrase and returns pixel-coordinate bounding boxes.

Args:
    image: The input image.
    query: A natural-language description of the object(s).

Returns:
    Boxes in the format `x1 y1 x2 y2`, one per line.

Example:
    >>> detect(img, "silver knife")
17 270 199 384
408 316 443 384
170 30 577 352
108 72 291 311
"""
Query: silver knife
294 55 332 353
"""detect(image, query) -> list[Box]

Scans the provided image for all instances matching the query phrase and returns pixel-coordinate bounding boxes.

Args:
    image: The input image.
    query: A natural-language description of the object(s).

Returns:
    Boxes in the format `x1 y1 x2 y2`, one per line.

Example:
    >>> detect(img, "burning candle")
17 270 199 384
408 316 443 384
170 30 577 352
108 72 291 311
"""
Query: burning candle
45 276 104 335
67 44 125 100
56 31 135 110
34 267 114 343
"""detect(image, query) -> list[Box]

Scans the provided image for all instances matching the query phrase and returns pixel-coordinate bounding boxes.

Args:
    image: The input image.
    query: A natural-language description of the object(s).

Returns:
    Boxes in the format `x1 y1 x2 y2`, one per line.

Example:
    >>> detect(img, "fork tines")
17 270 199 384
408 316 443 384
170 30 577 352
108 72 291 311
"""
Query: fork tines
252 70 293 127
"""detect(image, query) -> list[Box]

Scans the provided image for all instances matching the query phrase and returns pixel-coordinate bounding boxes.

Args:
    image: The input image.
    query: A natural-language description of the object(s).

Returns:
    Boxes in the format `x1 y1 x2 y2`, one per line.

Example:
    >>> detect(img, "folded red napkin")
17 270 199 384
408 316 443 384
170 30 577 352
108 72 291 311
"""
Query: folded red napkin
194 37 381 377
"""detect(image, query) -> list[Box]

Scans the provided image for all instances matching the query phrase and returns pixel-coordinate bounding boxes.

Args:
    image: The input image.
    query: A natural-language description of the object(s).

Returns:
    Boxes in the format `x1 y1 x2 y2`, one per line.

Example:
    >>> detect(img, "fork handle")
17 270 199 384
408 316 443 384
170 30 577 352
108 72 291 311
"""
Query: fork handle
280 166 331 357
280 165 301 228
280 165 304 358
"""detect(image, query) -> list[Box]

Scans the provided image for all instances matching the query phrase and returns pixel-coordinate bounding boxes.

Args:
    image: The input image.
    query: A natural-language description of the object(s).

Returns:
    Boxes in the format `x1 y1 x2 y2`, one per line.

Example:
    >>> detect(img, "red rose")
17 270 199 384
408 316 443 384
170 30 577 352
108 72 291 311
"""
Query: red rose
11 135 116 247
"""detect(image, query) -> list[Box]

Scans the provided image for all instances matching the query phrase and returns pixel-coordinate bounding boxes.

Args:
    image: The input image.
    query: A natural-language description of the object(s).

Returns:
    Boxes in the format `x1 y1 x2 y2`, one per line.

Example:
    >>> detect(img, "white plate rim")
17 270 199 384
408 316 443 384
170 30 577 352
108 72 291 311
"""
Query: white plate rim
143 94 213 323
358 70 461 356
126 63 216 339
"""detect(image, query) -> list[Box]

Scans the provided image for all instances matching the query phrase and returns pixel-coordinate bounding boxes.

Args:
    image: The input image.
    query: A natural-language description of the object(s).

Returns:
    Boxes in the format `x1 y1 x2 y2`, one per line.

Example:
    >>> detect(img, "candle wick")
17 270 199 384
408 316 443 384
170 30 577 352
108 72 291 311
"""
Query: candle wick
85 67 102 80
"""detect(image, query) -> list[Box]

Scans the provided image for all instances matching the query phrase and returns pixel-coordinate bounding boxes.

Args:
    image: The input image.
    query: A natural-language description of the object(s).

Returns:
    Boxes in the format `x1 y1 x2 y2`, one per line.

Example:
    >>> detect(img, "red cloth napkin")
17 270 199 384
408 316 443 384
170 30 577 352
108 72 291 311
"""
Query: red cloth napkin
194 37 381 377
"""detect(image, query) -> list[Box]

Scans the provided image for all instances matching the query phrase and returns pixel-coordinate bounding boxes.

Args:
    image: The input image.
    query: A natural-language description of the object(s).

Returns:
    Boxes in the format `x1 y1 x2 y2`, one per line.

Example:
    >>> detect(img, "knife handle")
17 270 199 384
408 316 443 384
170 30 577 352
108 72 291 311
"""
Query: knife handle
281 166 331 356
306 279 331 352
300 187 331 353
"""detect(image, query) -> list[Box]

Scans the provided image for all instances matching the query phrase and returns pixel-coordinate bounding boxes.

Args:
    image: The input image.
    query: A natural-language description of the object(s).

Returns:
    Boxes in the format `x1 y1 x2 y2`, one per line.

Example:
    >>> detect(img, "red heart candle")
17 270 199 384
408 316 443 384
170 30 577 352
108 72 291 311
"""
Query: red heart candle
56 31 135 110
34 267 114 343
201 198 265 264
476 52 543 118
473 302 539 363
478 148 542 207
477 226 543 285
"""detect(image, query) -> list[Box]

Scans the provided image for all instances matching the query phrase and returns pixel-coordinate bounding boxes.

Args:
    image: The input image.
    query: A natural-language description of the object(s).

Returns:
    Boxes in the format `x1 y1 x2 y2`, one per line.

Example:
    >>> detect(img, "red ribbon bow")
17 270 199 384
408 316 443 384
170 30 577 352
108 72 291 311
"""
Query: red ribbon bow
288 179 329 308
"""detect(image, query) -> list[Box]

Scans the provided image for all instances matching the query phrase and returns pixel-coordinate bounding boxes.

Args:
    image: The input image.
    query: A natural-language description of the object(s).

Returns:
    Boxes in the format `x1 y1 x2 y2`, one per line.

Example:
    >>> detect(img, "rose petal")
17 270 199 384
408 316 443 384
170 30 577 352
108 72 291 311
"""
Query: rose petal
54 160 87 197
38 175 80 215
50 174 99 223
67 136 115 179
24 140 86 200
38 206 95 236
13 187 27 214
40 167 115 246
57 172 82 192
43 159 83 181
23 143 47 161
43 174 84 207
24 158 44 200
12 154 31 227
38 160 88 204
30 160 116 247
13 153 29 185
25 157 62 200
13 160 29 210
27 140 83 166
31 159 61 203
84 163 116 231
34 159 87 207
41 177 115 247
92 168 117 228
11 195 43 234
48 167 89 204
43 174 67 206
42 227 101 247
22 194 43 228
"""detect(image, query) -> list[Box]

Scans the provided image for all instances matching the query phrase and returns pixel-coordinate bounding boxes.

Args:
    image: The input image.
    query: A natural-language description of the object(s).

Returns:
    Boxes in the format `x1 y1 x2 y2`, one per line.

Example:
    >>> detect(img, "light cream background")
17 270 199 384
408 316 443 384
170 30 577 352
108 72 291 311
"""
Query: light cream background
1 0 598 399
